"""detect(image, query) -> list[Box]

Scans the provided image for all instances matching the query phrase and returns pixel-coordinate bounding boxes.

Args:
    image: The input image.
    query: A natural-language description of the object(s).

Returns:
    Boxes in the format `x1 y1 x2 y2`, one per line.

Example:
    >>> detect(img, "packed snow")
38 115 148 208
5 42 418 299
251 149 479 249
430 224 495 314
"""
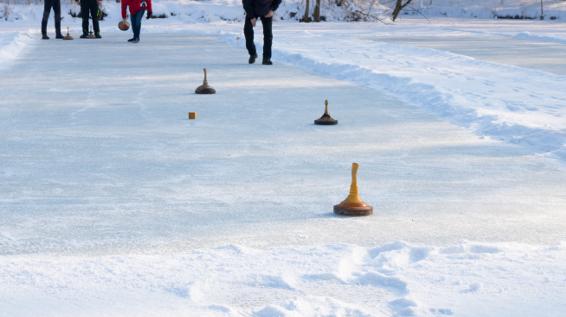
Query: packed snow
3 242 566 316
1 1 566 316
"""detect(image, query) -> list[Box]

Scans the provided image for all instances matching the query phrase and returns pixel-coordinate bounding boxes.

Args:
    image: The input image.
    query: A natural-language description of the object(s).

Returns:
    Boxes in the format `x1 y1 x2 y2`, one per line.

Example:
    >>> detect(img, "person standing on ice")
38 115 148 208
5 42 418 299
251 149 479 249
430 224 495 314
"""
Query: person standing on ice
41 0 63 39
80 0 101 38
242 0 281 65
121 0 153 43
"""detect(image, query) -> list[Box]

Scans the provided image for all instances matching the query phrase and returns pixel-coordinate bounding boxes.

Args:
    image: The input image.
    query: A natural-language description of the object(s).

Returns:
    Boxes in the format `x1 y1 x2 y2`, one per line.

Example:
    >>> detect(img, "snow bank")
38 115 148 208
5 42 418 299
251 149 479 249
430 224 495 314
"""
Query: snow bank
0 3 45 22
1 241 565 316
0 30 34 70
0 0 352 23
3 0 566 22
405 0 566 20
89 0 566 22
513 31 566 44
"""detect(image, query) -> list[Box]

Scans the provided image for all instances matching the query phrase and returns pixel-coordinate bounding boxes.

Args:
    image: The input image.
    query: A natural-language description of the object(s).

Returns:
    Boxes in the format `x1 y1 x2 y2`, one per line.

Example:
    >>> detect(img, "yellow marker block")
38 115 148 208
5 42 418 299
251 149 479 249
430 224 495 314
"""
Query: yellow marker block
188 112 197 120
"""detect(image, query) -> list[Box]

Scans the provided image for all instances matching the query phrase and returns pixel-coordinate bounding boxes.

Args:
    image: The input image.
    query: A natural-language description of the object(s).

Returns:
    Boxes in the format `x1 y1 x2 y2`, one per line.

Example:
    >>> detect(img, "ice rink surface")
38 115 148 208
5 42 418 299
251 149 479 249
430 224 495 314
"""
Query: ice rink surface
1 30 565 254
1 20 565 316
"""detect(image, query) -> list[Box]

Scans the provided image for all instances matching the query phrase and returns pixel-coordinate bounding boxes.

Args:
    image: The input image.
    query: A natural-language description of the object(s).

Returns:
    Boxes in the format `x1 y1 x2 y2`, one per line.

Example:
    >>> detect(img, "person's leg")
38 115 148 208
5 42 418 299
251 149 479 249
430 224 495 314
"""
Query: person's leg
41 0 52 39
129 11 136 40
132 10 140 39
90 0 100 37
80 0 89 36
133 9 145 40
54 0 62 38
261 16 273 64
136 10 145 40
244 16 257 62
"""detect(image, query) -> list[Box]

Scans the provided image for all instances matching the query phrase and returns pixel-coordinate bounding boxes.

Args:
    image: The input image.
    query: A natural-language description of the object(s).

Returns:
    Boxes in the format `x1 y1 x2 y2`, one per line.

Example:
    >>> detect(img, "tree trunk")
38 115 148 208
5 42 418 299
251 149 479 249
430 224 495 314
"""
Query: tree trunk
392 0 413 21
302 0 311 22
313 0 321 22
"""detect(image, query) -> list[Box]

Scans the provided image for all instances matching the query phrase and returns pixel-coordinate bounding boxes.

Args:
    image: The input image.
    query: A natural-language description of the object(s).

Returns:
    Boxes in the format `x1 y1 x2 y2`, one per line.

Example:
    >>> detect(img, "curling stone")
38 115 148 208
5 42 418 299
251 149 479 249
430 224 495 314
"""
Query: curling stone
334 163 373 216
195 68 216 95
118 19 130 31
188 112 197 120
314 99 338 125
63 27 73 40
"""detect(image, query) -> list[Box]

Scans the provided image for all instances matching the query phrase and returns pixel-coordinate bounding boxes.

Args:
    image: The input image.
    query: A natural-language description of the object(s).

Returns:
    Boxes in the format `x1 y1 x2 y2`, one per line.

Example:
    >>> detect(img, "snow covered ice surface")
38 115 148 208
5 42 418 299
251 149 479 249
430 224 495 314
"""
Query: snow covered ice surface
1 11 566 317
180 19 566 161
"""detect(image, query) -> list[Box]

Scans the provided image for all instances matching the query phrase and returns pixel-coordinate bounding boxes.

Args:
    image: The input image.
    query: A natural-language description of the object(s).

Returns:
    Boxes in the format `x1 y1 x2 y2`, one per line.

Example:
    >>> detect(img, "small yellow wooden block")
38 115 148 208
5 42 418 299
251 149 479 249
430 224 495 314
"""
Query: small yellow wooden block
188 112 197 120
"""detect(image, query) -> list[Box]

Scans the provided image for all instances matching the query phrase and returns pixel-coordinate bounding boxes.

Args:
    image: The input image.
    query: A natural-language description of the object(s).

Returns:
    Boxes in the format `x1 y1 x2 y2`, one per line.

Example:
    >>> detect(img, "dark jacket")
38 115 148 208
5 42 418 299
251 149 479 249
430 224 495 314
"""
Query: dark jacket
243 0 281 18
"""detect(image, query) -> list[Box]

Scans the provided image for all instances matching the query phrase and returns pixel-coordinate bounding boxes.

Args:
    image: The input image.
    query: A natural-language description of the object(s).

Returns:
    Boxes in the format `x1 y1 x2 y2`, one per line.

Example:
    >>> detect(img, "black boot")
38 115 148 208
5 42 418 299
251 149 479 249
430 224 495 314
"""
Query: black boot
80 32 88 39
41 19 49 39
248 53 258 64
55 19 63 39
262 58 273 65
95 33 101 39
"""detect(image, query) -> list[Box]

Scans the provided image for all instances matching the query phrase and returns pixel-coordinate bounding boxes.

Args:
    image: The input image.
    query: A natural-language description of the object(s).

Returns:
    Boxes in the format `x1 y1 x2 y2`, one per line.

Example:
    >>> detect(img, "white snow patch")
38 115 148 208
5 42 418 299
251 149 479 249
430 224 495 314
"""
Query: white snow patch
1 241 564 316
0 29 33 70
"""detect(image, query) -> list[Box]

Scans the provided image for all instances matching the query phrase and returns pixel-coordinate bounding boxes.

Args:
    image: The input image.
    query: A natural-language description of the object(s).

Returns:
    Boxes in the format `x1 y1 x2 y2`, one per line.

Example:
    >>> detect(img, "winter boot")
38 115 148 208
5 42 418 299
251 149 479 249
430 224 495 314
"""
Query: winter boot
95 33 101 39
262 58 273 65
55 19 63 39
248 53 258 64
41 19 49 40
80 33 88 39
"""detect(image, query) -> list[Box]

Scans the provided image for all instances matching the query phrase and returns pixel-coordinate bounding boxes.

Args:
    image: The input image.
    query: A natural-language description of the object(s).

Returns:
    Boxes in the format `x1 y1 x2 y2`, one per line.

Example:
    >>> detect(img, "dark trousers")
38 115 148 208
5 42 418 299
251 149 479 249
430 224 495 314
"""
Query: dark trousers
41 0 62 36
130 9 145 39
244 16 273 60
80 0 100 35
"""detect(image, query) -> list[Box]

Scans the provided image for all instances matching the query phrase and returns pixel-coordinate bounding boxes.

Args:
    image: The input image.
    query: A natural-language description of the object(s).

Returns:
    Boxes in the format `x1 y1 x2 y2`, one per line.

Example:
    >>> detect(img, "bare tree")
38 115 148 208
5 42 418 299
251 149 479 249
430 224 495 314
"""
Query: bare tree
302 0 311 22
392 0 413 21
313 0 321 22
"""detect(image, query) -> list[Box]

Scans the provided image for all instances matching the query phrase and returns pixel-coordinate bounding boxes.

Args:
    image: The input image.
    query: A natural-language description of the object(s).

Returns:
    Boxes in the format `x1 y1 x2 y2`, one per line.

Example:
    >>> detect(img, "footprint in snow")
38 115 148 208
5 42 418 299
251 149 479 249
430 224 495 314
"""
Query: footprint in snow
253 305 286 317
165 286 189 298
355 272 408 295
389 298 417 317
430 307 454 315
164 282 205 301
255 274 297 291
302 272 344 283
461 282 481 293
469 245 500 254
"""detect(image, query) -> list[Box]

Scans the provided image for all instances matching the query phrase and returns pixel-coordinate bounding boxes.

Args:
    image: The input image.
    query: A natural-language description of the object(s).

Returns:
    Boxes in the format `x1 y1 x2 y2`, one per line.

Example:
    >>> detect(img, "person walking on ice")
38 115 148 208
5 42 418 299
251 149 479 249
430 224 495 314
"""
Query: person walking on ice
80 0 101 38
242 0 281 65
121 0 153 43
41 0 63 39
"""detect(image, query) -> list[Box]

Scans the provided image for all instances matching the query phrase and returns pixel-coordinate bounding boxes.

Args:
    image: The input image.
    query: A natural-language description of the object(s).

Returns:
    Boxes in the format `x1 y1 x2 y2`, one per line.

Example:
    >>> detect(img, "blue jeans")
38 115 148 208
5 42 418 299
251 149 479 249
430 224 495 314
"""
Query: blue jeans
130 9 145 39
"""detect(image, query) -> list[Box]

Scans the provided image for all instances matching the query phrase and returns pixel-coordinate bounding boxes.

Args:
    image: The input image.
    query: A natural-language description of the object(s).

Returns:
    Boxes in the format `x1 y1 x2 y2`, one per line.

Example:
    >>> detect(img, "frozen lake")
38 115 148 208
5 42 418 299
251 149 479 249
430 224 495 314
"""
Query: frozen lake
1 19 565 316
1 30 565 256
374 20 566 75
